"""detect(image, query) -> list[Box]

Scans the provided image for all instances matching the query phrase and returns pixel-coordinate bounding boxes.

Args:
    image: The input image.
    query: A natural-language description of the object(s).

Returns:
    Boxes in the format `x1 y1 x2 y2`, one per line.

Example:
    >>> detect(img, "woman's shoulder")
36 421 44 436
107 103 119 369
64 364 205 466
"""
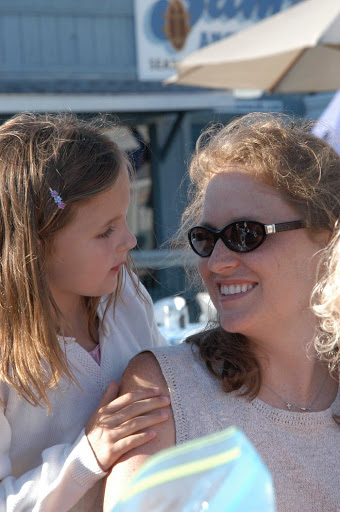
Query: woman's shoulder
121 351 169 395
145 341 217 394
148 341 199 366
331 380 340 416
152 340 194 355
122 344 197 391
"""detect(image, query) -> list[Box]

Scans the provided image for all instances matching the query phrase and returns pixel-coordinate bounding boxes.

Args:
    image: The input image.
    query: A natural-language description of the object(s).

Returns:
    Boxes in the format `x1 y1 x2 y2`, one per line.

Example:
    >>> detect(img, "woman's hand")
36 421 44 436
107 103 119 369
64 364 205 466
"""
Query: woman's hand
85 381 170 471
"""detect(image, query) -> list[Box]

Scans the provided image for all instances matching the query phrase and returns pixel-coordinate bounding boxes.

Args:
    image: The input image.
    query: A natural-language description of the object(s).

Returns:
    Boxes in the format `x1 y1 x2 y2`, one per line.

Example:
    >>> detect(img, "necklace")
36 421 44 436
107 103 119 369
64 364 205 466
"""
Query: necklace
263 374 328 412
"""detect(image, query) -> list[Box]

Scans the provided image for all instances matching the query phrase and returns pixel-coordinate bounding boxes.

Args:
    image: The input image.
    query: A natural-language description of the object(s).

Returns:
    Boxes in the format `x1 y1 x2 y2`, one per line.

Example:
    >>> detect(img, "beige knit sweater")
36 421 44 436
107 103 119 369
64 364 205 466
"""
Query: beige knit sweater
150 343 340 512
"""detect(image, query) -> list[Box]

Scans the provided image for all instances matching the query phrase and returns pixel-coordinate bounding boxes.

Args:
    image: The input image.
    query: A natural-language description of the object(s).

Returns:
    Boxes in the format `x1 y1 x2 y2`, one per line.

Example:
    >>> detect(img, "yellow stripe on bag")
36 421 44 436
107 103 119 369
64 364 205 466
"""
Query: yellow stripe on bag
137 426 238 472
120 445 241 503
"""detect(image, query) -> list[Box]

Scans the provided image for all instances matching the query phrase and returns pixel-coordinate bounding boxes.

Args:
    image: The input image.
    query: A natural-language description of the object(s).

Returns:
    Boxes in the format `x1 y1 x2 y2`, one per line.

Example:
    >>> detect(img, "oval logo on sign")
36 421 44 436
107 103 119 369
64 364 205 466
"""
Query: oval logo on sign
163 0 192 51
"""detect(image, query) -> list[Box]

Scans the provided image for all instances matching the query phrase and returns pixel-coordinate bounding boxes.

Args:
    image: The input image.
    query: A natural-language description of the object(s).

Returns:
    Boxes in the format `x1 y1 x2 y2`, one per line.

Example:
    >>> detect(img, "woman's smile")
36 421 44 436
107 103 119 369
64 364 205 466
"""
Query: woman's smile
218 281 257 299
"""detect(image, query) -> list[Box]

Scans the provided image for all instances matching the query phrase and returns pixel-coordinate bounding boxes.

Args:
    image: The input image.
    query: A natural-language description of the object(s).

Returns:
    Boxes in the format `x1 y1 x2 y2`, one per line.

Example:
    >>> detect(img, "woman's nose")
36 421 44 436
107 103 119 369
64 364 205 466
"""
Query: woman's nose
206 238 240 272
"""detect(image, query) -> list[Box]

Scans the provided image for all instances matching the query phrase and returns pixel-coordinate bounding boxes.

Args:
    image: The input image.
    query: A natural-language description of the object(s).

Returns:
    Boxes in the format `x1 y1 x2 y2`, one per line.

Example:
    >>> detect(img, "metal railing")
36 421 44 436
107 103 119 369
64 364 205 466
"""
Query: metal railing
131 249 193 269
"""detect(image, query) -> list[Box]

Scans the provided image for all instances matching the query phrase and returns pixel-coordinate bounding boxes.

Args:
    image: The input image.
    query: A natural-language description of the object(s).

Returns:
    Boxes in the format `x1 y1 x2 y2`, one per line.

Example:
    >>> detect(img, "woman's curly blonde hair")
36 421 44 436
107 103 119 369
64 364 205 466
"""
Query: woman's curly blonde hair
175 112 340 397
312 229 340 374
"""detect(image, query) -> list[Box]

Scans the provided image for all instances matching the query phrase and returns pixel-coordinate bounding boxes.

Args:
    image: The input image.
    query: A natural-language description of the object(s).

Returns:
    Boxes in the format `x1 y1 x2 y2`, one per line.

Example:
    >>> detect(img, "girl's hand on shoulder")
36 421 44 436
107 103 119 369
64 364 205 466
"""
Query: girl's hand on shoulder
85 380 170 471
103 352 175 512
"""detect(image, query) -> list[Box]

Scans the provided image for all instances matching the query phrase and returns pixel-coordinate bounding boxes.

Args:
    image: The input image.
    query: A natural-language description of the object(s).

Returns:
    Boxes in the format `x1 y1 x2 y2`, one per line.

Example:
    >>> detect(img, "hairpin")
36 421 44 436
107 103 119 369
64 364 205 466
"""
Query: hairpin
49 188 66 209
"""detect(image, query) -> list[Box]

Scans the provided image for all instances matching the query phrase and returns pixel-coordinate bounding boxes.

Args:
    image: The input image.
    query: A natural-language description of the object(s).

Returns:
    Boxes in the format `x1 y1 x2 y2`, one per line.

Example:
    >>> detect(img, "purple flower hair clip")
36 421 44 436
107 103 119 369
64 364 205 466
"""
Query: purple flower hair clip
49 188 66 210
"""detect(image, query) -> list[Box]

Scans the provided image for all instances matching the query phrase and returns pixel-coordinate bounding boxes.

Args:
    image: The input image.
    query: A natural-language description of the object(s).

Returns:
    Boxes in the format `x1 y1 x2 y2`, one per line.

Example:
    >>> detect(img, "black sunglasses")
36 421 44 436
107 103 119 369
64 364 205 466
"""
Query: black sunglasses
188 220 306 257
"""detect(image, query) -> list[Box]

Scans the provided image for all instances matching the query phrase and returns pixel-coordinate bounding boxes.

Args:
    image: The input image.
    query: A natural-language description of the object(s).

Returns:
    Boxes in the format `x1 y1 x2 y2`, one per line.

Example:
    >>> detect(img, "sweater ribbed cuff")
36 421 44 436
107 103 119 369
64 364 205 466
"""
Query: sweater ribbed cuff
70 429 107 487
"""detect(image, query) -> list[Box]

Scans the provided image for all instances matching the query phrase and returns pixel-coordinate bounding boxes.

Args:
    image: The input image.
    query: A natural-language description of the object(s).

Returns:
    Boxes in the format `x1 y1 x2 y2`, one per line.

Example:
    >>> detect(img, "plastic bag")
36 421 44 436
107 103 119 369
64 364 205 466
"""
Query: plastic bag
111 426 276 512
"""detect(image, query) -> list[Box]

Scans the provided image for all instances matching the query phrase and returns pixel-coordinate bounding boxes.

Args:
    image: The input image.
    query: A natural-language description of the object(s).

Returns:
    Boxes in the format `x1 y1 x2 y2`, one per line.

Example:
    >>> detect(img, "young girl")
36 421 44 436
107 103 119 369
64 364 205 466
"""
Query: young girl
0 112 170 511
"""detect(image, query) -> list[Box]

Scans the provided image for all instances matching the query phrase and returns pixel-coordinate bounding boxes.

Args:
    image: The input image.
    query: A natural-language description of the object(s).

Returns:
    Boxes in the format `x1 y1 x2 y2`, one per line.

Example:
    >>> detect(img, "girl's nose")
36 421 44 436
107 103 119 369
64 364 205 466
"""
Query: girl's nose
126 228 137 252
120 224 137 253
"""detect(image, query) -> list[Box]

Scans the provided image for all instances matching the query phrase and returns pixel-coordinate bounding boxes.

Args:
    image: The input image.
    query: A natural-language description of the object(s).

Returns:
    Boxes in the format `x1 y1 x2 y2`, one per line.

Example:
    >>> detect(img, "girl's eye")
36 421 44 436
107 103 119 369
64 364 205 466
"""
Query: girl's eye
98 226 114 239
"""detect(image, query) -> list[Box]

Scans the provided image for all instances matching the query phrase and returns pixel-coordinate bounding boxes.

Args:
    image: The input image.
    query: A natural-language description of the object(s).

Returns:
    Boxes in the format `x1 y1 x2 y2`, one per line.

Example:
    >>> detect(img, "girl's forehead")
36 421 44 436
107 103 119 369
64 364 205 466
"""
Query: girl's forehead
65 169 130 231
76 166 129 208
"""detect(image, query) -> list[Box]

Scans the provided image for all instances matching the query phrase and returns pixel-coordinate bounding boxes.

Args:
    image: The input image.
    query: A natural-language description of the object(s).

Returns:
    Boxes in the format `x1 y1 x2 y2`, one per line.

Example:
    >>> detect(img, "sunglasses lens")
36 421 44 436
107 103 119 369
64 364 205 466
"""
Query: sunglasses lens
224 221 265 252
189 227 215 257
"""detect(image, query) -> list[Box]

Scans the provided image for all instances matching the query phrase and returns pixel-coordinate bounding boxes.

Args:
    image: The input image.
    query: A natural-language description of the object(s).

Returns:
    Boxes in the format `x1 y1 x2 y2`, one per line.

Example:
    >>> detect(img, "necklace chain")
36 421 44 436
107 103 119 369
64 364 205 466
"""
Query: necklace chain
263 374 328 412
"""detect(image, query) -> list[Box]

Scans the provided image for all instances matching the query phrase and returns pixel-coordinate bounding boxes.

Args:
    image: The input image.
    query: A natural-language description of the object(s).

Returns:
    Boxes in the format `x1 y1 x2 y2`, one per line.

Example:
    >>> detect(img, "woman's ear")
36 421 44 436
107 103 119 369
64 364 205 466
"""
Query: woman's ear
315 229 332 248
323 230 332 246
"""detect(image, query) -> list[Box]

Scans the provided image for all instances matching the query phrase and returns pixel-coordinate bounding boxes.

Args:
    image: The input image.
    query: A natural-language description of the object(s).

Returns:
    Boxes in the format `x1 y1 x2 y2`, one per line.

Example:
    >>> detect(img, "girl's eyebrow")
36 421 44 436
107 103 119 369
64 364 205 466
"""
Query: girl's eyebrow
99 216 120 229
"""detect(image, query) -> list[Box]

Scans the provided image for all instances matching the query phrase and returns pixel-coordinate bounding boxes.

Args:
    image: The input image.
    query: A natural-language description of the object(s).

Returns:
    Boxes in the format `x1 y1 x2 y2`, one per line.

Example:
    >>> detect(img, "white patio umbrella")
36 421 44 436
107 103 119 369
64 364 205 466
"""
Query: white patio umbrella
166 0 340 93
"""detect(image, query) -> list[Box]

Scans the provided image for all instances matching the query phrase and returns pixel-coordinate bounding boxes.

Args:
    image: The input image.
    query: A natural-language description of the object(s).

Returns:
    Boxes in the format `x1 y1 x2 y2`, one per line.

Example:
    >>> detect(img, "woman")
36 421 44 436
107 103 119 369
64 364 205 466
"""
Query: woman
104 113 340 512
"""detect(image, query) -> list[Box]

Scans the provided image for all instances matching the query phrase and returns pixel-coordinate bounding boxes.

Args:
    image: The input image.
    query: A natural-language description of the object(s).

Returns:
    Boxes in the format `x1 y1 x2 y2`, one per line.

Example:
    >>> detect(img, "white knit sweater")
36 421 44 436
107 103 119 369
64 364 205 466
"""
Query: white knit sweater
0 273 167 512
151 343 340 512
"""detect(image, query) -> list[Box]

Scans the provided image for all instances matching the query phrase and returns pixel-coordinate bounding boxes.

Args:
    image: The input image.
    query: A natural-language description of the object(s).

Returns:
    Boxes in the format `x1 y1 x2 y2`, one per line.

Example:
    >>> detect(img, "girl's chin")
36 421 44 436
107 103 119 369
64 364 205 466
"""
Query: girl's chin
94 277 119 297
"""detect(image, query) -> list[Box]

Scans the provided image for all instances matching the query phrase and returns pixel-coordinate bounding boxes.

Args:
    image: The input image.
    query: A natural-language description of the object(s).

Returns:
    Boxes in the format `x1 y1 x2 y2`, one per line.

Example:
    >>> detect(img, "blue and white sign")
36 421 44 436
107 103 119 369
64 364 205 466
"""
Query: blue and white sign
134 0 299 81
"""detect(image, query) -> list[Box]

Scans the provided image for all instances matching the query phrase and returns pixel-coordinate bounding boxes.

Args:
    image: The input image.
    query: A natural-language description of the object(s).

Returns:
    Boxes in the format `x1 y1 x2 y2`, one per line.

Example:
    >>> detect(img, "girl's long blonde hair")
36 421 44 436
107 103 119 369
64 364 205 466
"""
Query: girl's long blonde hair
0 112 137 409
